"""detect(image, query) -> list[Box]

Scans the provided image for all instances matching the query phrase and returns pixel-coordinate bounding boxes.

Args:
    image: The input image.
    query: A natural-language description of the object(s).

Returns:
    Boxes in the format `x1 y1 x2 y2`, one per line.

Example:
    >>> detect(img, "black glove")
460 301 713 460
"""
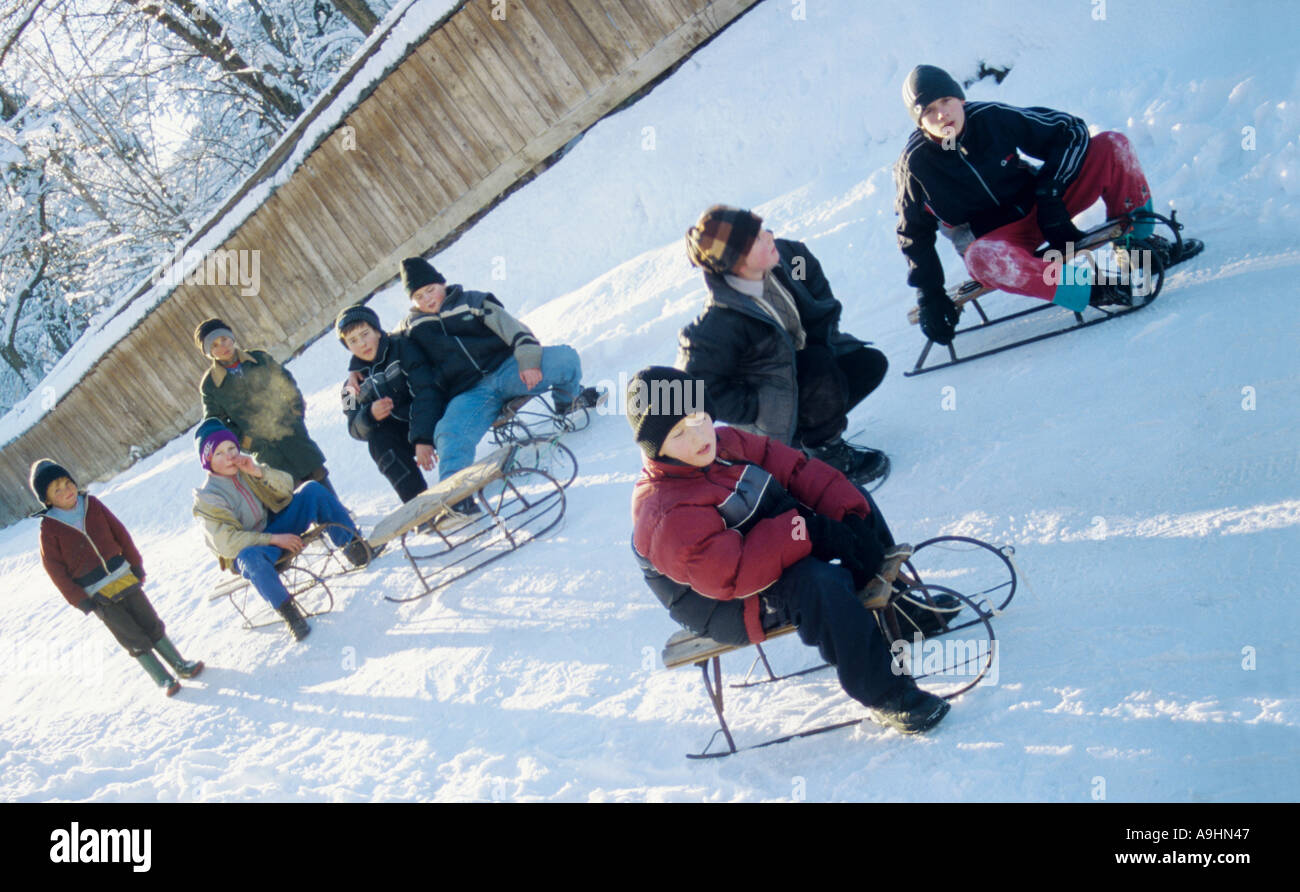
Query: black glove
1035 180 1085 253
77 599 97 616
805 515 870 589
840 513 887 580
917 286 961 346
130 564 145 583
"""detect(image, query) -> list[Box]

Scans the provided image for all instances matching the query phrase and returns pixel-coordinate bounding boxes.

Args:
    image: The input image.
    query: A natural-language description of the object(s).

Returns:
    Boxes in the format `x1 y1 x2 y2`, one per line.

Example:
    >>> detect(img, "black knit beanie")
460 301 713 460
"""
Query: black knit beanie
335 303 382 343
400 257 446 296
626 366 709 460
902 64 966 124
30 459 74 504
194 317 235 355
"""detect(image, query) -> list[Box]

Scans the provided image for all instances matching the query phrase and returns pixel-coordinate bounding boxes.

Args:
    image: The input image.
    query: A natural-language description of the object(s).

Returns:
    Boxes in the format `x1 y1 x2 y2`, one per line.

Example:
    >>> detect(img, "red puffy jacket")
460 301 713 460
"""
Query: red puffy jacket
631 426 869 642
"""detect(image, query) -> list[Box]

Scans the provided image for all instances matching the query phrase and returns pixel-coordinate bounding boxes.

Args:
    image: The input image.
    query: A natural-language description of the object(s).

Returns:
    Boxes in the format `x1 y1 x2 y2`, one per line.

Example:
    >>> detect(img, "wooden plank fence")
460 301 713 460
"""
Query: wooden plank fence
0 0 760 524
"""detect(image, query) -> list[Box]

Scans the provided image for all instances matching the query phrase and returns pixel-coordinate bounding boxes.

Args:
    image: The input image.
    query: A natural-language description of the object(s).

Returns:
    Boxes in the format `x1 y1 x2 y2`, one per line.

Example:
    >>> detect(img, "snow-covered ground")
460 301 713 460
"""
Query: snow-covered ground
1 0 1297 801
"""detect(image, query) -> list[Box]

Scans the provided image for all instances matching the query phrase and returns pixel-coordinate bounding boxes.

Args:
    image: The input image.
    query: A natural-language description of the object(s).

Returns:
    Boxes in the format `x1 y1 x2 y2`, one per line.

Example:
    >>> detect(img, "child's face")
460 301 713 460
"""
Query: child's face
208 335 237 364
343 324 381 362
411 283 447 314
920 96 965 142
45 477 78 510
733 228 780 279
658 412 716 467
209 440 241 477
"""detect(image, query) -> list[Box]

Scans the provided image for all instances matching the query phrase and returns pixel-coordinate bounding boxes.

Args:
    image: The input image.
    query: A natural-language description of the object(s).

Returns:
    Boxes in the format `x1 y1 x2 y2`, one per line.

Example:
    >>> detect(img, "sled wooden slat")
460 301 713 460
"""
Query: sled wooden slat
662 625 798 669
366 446 515 549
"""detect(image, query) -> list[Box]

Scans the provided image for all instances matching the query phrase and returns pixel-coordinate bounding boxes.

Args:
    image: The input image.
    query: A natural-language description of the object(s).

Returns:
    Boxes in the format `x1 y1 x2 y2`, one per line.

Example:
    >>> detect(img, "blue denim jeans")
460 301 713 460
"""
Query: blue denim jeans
433 345 582 480
234 482 358 607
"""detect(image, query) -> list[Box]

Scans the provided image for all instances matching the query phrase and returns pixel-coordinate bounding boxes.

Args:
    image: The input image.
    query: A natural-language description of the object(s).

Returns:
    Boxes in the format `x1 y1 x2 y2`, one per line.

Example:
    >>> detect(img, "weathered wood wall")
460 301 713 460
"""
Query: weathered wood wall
0 0 760 524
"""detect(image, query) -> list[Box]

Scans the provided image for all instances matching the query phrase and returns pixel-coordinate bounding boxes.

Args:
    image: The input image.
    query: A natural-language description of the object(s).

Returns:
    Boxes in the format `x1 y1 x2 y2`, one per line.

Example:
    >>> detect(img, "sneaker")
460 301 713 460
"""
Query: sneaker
808 438 889 485
870 683 950 734
342 538 373 568
893 592 963 637
553 386 607 416
436 497 483 533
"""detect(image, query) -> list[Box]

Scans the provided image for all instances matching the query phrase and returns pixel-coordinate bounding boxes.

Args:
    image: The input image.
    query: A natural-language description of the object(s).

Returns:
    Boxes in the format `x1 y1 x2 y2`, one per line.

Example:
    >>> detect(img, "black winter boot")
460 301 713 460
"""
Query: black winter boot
276 600 311 642
342 537 373 568
807 437 890 485
871 680 950 734
553 386 607 417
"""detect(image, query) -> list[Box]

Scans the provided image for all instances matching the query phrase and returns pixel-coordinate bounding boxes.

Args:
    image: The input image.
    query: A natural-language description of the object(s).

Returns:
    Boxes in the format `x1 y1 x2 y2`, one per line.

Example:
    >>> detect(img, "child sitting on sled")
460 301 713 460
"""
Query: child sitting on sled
392 257 605 527
32 459 203 697
626 366 948 734
893 64 1203 345
192 419 371 642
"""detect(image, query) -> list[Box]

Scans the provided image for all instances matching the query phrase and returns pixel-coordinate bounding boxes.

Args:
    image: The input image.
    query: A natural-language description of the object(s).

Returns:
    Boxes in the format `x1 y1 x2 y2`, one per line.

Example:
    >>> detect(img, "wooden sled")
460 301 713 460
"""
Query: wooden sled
661 539 1011 758
207 521 367 629
903 211 1190 377
369 443 568 602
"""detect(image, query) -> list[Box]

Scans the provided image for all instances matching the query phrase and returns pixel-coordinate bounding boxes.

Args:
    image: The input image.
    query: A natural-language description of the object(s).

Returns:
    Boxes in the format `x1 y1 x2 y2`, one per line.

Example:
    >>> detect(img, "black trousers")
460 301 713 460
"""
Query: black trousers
795 344 888 448
367 416 428 503
96 585 165 656
759 557 904 708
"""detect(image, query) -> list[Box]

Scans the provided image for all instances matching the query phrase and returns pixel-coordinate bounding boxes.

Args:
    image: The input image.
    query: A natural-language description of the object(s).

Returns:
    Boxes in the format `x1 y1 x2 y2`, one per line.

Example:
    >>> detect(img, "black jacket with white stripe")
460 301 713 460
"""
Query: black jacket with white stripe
893 100 1091 292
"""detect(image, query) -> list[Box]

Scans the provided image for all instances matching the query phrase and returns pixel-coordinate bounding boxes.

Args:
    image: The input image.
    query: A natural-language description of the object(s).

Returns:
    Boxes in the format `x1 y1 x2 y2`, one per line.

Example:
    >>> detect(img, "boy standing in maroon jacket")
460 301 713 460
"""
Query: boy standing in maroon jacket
32 459 202 697
627 367 948 734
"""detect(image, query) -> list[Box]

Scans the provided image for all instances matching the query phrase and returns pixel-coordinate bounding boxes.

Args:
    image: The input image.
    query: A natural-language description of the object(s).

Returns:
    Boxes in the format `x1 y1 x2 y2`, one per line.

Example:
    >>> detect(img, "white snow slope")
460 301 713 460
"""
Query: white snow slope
1 0 1297 802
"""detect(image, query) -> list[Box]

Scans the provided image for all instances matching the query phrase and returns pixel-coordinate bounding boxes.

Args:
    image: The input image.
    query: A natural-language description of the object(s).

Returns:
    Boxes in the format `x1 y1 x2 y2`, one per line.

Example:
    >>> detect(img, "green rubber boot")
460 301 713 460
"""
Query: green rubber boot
154 636 204 679
136 652 181 697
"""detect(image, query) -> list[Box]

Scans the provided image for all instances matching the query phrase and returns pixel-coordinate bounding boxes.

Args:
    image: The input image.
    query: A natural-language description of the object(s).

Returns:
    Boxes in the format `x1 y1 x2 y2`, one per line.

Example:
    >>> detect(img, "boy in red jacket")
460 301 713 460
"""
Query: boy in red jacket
627 367 948 734
32 459 202 697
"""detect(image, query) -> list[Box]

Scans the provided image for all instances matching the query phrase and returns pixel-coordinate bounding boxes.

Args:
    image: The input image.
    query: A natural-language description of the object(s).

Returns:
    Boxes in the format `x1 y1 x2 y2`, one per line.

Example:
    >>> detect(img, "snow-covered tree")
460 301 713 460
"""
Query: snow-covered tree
0 0 394 411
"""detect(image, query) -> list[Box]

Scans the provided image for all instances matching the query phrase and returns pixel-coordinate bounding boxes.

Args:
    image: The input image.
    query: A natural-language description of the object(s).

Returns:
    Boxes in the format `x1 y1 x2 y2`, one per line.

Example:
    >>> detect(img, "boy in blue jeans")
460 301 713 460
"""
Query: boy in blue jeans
396 257 604 526
192 419 371 641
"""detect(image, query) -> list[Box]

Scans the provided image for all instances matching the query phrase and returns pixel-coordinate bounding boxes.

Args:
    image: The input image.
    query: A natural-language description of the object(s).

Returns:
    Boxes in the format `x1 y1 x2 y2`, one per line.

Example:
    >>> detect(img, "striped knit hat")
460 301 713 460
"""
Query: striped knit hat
685 205 763 275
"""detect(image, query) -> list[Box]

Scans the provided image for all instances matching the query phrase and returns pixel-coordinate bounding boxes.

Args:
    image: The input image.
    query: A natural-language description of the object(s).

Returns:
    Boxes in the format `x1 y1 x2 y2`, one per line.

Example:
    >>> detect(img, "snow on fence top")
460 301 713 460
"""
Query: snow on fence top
0 0 760 525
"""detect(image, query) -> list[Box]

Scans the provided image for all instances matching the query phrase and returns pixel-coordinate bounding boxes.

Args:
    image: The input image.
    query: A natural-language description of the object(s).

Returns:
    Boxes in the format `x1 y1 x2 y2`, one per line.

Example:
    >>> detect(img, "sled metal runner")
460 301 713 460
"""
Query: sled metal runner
725 536 1017 690
903 211 1189 377
208 521 365 629
664 536 1012 758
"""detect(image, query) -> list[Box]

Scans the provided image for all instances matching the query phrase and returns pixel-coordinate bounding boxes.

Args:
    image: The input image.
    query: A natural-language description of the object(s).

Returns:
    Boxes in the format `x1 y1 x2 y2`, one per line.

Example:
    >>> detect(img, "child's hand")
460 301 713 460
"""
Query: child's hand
370 397 394 420
519 367 543 390
269 533 304 553
233 454 262 477
415 443 437 471
344 370 363 397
